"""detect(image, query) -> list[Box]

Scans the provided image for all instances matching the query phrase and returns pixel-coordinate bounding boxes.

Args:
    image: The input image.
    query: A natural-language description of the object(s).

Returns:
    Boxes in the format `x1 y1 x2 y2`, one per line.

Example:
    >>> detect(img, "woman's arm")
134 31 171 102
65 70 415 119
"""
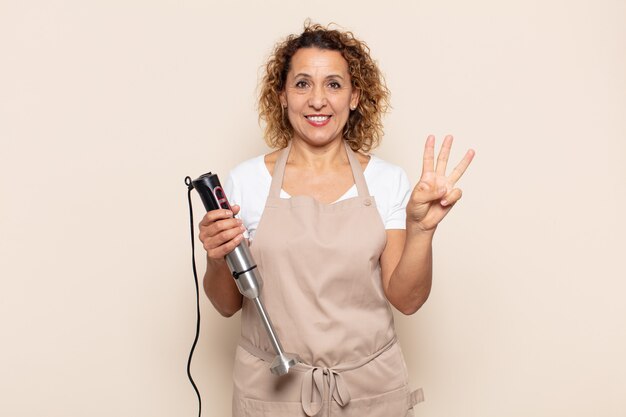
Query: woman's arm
199 205 244 317
381 135 474 315
381 229 433 315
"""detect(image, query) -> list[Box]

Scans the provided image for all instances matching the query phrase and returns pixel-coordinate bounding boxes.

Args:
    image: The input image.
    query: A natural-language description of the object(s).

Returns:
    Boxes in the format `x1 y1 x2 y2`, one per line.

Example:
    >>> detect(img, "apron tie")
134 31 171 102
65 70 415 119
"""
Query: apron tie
238 337 398 416
301 367 351 416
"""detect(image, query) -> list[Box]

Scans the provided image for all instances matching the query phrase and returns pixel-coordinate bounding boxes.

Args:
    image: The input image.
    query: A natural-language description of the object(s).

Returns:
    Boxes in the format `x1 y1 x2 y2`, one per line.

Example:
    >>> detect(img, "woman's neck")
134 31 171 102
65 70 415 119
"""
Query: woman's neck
288 137 349 170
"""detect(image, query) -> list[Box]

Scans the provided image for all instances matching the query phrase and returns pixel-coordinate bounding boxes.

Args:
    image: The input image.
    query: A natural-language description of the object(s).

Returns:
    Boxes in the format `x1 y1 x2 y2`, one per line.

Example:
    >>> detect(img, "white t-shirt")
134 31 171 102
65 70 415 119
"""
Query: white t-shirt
224 154 412 241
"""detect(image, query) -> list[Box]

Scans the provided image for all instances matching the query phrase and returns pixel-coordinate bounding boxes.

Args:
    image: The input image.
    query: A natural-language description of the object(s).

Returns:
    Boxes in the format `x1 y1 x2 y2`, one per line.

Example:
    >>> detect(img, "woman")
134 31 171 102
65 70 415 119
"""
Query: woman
199 23 474 417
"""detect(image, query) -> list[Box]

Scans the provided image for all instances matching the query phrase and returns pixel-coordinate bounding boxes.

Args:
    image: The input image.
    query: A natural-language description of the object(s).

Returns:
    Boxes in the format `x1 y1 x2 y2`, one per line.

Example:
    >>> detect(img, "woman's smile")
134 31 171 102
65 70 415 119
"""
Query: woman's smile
305 114 332 126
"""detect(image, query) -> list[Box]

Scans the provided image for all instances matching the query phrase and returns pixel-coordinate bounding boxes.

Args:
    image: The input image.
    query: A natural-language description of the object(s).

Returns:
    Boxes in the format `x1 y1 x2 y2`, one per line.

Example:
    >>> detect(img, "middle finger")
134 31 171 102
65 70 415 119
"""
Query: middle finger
203 217 242 239
436 135 454 176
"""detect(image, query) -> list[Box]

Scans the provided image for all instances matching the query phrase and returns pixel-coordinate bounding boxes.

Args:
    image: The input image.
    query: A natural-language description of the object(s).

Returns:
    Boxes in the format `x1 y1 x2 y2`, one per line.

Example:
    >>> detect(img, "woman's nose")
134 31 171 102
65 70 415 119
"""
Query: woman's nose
308 85 327 109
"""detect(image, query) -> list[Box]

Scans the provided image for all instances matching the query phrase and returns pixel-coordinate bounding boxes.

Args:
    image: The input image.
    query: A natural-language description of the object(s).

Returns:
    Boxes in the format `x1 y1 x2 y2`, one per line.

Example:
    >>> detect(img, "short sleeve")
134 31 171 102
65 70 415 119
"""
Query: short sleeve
223 172 239 207
223 156 270 240
384 169 411 229
222 172 250 239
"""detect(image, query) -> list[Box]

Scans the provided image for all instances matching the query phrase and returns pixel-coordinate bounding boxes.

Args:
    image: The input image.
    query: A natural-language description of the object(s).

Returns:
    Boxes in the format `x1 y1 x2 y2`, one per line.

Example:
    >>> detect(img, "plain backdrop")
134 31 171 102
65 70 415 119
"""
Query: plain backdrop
1 1 625 416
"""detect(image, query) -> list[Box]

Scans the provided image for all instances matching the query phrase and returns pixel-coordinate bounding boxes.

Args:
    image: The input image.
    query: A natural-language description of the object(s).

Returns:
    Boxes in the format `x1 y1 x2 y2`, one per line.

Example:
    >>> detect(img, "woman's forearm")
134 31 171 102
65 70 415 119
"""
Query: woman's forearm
386 225 435 315
203 257 243 317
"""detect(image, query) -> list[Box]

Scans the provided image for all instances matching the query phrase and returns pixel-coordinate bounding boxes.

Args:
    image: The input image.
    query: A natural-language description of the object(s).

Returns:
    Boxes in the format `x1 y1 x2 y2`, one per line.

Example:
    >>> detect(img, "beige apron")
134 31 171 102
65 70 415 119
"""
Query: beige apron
232 141 423 417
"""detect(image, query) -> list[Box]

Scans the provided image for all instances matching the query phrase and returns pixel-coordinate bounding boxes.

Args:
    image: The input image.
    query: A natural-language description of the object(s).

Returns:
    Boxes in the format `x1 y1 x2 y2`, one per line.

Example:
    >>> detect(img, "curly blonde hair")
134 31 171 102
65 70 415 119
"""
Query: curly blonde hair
258 22 390 152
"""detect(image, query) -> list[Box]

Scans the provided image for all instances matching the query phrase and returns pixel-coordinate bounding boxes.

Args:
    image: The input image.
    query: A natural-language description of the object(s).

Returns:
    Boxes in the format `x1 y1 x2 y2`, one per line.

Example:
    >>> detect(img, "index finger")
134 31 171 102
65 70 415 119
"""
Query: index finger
199 209 234 226
448 149 475 185
422 135 436 176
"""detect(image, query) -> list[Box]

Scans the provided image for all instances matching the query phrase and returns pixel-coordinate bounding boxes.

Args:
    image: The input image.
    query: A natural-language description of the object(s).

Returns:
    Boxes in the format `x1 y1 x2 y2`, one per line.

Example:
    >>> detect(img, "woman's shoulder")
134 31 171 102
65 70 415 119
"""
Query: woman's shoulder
364 154 411 204
229 153 269 181
225 153 272 206
366 154 410 182
261 149 282 177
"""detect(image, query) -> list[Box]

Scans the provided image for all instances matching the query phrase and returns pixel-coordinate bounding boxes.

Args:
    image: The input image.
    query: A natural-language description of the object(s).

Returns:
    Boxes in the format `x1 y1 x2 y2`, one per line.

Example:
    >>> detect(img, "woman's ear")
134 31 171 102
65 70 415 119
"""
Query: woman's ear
280 91 287 108
350 88 360 110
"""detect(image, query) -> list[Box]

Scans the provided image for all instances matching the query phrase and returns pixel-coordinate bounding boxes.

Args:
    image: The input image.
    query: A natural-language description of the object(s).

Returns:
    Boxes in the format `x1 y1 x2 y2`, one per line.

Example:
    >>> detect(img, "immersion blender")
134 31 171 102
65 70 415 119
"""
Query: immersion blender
190 172 301 376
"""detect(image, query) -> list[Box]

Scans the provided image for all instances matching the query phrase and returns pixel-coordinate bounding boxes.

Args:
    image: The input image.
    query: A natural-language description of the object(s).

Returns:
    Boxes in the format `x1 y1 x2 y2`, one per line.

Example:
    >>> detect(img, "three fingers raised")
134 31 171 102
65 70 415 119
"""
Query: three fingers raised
421 135 474 186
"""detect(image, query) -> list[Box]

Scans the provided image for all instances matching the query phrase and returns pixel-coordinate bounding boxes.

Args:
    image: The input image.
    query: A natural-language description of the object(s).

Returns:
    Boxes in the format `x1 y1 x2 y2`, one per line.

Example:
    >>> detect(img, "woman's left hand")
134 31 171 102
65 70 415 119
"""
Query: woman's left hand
407 135 475 232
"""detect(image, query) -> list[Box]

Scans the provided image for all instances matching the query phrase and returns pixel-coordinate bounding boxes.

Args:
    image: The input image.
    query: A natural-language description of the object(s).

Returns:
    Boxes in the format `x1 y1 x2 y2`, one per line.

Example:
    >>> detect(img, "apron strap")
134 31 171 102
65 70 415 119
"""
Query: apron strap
343 141 371 198
409 388 425 407
268 140 372 199
268 141 291 198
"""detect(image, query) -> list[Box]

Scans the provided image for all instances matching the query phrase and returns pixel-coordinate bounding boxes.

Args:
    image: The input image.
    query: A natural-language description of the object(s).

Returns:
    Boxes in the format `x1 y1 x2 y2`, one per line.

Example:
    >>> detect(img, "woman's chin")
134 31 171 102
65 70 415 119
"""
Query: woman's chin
292 133 344 148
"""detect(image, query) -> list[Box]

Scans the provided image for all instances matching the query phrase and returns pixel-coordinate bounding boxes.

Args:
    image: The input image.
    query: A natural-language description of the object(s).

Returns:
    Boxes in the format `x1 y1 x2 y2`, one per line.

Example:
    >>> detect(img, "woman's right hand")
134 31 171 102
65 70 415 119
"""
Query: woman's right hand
198 205 246 261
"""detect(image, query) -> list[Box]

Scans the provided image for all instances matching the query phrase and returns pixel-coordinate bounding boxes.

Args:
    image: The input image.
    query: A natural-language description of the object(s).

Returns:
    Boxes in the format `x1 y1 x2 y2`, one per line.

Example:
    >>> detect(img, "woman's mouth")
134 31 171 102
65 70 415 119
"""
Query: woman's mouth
305 115 331 127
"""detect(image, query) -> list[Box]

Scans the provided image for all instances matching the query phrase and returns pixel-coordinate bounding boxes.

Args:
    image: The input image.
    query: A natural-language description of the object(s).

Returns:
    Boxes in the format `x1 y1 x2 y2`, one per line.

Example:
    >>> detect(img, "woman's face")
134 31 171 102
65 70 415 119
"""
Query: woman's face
280 47 359 148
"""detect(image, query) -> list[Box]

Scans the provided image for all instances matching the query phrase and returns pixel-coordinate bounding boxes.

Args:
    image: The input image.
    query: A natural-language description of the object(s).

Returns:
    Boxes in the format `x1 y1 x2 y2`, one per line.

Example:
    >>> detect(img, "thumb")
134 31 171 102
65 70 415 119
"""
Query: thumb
412 181 447 204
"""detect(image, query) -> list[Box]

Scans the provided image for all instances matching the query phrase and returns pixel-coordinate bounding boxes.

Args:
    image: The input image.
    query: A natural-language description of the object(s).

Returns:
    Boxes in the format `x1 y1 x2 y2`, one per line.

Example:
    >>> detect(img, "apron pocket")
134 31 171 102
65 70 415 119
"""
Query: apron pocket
234 386 421 417
235 396 306 417
329 385 413 417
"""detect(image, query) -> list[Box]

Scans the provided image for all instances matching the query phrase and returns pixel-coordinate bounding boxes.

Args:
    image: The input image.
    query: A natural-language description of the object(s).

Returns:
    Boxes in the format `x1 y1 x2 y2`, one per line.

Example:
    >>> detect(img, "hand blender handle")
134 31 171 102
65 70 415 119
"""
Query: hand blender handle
191 173 261 299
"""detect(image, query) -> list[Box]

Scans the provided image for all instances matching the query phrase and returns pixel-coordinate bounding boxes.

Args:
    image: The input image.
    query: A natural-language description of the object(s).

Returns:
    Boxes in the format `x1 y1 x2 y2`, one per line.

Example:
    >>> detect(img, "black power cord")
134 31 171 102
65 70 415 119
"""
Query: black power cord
184 176 202 417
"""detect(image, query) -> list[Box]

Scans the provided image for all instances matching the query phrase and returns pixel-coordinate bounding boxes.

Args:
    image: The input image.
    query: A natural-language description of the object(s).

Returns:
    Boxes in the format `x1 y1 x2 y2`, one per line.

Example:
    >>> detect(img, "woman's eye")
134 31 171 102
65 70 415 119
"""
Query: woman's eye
295 80 309 88
328 82 341 89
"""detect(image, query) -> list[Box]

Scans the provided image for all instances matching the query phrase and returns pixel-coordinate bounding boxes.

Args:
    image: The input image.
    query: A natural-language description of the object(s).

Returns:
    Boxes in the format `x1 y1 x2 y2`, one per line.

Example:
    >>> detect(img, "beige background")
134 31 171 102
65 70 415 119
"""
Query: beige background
1 1 625 416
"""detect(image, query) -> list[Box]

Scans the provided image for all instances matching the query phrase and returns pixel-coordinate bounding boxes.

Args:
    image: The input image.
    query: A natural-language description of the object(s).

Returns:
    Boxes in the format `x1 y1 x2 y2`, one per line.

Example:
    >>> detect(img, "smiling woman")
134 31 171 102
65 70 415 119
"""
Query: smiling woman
279 48 359 150
197 22 474 417
259 23 390 152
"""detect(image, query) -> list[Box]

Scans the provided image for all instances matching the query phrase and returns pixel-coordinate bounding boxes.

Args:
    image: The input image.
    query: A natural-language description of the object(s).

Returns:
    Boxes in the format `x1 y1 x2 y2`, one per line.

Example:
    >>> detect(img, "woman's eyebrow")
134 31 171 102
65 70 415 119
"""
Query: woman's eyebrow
293 72 345 80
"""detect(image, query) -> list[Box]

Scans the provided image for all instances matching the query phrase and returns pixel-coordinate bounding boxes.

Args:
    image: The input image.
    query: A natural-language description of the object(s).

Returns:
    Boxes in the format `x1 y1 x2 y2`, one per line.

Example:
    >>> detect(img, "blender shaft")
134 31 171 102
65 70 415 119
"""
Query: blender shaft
252 297 285 356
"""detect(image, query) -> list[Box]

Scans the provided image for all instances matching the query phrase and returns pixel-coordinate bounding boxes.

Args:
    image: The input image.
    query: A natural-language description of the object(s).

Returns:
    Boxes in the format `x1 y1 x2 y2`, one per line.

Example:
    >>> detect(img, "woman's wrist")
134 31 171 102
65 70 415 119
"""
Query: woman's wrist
206 254 228 270
406 221 437 239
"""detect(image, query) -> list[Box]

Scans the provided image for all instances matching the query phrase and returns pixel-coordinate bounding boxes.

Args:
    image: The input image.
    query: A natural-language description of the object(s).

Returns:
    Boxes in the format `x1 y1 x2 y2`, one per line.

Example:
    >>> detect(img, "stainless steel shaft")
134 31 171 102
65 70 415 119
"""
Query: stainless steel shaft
252 298 300 375
225 241 301 375
252 297 284 354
